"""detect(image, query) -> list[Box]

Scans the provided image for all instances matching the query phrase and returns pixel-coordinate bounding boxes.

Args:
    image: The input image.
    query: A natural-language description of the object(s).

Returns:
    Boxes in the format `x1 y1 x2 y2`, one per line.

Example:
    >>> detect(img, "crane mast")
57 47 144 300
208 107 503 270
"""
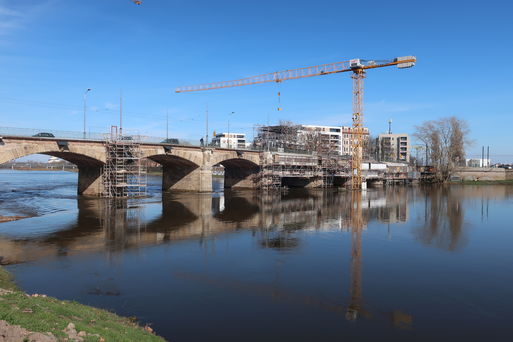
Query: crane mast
175 56 415 189
351 69 365 189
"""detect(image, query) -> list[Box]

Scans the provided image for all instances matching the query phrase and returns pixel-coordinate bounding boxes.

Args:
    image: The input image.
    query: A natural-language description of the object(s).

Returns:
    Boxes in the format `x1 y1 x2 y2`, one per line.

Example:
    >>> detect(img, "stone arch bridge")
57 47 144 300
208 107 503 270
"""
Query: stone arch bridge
0 136 261 196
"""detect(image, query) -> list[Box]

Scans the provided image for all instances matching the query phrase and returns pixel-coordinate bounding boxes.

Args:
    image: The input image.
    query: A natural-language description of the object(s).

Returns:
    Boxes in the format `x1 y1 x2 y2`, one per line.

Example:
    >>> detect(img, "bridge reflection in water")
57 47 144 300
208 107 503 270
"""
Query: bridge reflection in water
2 186 494 327
1 184 512 341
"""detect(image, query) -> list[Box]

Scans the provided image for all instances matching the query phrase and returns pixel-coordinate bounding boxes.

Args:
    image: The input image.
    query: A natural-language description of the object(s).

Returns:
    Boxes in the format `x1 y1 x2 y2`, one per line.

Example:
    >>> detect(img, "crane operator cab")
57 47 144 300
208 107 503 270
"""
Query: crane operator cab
350 59 363 69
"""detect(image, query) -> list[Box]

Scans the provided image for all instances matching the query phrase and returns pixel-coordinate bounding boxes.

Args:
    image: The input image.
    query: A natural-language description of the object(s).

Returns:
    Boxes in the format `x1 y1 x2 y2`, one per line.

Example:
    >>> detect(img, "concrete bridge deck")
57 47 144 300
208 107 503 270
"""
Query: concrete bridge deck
0 135 262 195
0 135 377 195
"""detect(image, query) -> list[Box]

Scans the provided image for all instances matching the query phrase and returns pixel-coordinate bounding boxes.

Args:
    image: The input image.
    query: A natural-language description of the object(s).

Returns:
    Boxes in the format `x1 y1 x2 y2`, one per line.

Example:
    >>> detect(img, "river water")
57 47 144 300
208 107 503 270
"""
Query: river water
1 169 513 341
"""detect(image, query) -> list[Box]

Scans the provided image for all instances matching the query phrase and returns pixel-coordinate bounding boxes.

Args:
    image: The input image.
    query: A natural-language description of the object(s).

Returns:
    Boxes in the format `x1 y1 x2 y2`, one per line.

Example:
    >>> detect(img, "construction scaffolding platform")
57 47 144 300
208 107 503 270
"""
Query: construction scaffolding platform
102 132 147 198
258 152 347 190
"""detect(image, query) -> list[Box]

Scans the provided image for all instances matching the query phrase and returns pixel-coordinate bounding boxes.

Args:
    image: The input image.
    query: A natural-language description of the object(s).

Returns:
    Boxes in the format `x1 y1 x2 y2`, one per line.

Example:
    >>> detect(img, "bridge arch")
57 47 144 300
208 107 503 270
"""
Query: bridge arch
145 153 205 192
0 142 105 167
213 157 260 189
208 150 260 168
0 139 107 196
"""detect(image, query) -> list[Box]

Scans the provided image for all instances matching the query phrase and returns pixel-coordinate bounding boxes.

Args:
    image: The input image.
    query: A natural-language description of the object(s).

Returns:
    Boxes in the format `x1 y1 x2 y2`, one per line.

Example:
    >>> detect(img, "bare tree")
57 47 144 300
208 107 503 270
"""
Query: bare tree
414 117 470 182
363 135 378 161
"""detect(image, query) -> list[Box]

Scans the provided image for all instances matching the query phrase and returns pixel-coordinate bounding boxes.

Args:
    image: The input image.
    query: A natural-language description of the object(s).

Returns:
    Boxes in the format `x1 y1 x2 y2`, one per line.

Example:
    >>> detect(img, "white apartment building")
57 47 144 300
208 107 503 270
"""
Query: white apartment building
341 126 369 156
211 132 248 149
377 133 410 162
301 125 369 156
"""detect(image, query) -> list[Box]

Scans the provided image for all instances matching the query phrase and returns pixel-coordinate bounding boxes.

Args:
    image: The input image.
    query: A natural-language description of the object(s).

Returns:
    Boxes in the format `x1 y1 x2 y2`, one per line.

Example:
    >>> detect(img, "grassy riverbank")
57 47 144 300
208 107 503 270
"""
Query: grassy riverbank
0 267 165 342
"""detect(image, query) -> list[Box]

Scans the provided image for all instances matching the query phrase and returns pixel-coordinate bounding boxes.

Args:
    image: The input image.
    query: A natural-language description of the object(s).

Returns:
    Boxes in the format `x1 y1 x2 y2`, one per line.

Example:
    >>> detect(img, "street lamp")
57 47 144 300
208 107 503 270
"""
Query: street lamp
227 111 235 148
83 88 92 139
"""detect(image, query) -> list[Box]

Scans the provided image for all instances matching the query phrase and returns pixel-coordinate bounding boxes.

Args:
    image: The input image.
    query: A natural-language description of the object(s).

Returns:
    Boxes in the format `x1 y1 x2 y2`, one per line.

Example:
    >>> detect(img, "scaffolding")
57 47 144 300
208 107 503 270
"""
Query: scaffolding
259 152 324 190
259 152 282 190
254 123 305 153
320 156 336 188
102 129 147 198
254 122 353 190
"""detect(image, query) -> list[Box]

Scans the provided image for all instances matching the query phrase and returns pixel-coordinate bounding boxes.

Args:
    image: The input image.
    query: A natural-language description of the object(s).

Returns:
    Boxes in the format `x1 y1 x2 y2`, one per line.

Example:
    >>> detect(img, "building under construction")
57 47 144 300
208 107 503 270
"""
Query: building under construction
252 122 350 190
258 151 350 190
253 123 368 157
253 123 307 153
102 132 147 198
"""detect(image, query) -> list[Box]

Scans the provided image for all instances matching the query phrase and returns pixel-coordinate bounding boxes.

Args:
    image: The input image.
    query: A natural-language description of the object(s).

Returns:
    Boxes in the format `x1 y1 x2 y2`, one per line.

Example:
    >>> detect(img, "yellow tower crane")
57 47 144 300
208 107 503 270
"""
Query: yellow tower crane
175 56 416 189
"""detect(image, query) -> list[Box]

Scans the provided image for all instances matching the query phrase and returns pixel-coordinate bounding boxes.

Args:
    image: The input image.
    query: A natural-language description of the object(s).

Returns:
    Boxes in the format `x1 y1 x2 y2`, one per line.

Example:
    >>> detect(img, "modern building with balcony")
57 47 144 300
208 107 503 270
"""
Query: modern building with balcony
211 132 248 149
254 124 369 156
377 133 410 162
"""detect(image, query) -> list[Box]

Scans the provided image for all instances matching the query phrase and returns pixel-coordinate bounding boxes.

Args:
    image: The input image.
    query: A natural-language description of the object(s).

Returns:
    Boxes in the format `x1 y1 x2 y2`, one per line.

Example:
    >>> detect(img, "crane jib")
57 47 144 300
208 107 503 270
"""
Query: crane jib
174 56 415 93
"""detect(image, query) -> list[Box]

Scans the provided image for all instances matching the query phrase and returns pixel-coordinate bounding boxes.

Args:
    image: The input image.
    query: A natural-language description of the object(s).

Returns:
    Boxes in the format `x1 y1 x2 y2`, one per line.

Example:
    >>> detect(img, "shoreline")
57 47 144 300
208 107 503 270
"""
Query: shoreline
450 179 513 185
0 266 165 341
0 215 28 223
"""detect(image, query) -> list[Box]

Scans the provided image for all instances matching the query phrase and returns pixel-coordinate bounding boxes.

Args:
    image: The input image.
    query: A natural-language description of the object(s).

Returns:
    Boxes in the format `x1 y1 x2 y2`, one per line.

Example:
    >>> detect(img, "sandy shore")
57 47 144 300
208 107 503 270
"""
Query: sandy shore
0 215 28 223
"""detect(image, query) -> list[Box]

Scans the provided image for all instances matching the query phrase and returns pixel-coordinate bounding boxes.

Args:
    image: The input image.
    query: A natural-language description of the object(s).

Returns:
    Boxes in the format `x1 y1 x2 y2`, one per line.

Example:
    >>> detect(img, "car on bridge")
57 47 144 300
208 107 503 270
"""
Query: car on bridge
32 132 55 138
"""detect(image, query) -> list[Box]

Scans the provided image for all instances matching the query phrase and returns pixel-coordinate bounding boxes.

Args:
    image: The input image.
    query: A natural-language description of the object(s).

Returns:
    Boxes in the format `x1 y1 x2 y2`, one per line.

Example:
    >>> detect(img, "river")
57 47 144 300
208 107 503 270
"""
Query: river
1 169 513 341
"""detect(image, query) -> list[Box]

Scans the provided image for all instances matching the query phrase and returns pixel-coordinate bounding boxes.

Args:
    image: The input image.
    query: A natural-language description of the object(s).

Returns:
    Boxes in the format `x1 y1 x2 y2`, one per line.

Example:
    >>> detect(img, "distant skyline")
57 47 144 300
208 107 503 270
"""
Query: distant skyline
1 0 512 161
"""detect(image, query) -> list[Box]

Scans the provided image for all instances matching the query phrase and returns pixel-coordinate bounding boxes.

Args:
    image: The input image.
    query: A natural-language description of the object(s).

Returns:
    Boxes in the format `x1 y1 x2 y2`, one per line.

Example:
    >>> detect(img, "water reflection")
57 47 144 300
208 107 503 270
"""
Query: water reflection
2 184 513 341
415 186 466 251
0 186 487 264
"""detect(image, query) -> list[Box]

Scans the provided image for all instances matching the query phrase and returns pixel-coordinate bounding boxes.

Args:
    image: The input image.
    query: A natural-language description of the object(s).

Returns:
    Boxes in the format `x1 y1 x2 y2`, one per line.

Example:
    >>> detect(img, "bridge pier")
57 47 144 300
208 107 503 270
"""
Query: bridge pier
224 166 260 189
305 177 324 188
282 177 324 188
163 165 212 192
78 166 104 196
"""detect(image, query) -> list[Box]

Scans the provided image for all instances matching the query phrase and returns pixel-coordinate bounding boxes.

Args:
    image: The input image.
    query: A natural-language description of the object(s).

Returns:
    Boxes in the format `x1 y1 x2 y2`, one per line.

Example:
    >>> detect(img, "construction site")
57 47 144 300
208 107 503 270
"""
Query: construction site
176 55 417 190
94 122 410 198
254 123 351 190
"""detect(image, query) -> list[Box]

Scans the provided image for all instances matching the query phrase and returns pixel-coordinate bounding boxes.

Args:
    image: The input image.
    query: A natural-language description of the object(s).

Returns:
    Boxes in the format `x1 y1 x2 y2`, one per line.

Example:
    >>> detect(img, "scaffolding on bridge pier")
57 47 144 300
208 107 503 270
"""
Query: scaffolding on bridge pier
102 128 147 198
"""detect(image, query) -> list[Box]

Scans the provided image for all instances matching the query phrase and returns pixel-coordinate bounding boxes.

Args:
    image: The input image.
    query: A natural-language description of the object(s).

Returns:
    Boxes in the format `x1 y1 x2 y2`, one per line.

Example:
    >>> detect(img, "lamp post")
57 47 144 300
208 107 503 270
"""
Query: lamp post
227 111 235 149
83 88 91 139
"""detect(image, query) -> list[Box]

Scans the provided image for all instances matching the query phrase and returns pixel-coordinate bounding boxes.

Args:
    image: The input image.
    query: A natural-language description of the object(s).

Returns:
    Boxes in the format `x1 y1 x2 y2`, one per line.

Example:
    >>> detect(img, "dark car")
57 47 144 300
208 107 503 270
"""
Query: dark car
161 138 180 144
32 132 55 138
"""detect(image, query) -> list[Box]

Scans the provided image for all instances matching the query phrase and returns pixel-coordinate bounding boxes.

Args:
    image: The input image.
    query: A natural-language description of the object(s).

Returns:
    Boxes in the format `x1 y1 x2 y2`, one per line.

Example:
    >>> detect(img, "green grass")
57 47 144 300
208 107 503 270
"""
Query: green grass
0 266 18 291
0 267 166 342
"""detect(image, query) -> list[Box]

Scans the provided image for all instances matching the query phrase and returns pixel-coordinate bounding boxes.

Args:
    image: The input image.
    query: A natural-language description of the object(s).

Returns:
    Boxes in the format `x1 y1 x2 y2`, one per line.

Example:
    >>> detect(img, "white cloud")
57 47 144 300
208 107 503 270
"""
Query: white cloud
0 1 55 40
0 4 22 36
104 102 118 111
0 6 20 17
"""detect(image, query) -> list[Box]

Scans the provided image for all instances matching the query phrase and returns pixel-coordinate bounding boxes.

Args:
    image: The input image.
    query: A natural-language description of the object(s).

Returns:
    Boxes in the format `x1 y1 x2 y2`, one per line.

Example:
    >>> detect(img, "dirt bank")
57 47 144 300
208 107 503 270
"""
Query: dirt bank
0 215 28 223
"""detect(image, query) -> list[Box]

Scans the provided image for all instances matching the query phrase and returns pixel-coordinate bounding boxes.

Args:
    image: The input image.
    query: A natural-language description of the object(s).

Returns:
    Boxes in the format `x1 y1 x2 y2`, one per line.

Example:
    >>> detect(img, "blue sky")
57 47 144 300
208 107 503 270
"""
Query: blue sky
1 0 512 161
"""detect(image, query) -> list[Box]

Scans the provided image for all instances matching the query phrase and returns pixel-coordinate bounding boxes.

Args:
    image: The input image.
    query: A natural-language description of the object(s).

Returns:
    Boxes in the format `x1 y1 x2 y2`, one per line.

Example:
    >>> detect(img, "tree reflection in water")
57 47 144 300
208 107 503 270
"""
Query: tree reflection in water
416 186 467 251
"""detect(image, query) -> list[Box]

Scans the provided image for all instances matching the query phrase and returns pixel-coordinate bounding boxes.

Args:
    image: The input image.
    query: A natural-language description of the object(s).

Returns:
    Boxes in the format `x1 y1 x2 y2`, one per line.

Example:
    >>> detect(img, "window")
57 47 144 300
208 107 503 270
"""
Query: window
330 128 341 132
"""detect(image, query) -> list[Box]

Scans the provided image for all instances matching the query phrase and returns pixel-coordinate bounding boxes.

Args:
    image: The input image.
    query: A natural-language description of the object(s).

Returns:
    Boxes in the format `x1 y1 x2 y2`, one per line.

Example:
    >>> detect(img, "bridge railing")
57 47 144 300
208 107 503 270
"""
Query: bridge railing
0 126 251 150
0 126 204 145
0 126 108 141
0 126 326 154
